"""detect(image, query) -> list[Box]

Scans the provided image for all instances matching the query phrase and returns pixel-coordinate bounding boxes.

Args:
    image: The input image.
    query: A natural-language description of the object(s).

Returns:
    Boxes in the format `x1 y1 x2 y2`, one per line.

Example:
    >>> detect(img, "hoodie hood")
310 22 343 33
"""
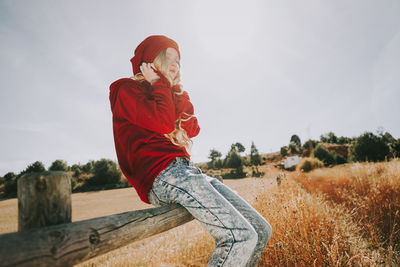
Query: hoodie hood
109 78 138 111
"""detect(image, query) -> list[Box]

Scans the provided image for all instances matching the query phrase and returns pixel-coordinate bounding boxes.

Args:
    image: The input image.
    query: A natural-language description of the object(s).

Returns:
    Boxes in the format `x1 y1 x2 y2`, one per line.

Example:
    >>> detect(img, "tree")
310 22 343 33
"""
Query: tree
349 132 390 162
337 136 352 144
224 144 244 175
232 142 245 154
208 149 222 169
290 134 301 147
19 161 46 176
327 132 338 143
49 159 69 172
250 141 262 166
320 132 338 144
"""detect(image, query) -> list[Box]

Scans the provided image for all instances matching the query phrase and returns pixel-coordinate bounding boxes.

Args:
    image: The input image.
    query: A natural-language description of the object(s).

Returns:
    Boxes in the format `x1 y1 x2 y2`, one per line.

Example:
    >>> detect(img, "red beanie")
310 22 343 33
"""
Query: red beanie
130 35 181 75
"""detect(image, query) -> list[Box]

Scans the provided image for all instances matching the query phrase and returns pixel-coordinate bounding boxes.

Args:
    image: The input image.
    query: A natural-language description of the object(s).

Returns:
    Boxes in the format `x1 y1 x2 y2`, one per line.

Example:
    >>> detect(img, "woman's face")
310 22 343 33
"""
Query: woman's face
166 47 180 80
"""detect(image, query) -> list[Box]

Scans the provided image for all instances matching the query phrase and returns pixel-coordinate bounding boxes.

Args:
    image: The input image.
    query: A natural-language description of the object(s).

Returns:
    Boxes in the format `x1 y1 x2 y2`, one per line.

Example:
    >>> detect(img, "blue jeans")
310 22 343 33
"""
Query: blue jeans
148 157 272 267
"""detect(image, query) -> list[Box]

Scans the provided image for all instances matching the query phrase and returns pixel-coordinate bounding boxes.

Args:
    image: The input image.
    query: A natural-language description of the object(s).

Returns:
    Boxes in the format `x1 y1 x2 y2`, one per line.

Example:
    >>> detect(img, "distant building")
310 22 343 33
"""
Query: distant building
284 156 302 170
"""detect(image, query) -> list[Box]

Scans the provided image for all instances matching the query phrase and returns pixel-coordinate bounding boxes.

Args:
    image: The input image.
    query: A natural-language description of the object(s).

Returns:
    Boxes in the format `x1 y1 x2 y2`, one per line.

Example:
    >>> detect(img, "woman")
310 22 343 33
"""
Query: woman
109 35 272 267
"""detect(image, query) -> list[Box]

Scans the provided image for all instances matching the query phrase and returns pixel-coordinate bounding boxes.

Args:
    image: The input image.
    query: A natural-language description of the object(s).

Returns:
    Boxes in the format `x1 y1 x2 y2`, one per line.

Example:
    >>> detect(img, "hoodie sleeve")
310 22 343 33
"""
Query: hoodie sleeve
113 79 176 134
175 91 200 138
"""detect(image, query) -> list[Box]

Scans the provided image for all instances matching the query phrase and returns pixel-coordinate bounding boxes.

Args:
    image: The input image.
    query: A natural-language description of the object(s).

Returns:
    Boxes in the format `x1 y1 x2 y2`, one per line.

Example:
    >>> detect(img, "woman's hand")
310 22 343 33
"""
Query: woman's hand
140 63 160 85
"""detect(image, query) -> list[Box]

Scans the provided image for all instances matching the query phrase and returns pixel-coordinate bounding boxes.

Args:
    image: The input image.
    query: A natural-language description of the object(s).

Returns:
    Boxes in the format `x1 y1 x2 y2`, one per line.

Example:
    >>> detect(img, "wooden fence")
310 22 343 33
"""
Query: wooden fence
0 171 194 266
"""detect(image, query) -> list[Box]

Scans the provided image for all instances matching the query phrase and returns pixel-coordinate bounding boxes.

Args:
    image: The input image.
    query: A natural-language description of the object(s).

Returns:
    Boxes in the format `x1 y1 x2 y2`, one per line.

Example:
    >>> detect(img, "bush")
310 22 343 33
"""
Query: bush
280 146 288 157
49 159 69 172
19 161 46 176
349 132 390 162
334 153 347 165
86 159 122 187
296 157 324 172
314 144 336 166
82 160 95 173
392 139 400 158
70 164 83 178
224 150 243 170
3 172 18 197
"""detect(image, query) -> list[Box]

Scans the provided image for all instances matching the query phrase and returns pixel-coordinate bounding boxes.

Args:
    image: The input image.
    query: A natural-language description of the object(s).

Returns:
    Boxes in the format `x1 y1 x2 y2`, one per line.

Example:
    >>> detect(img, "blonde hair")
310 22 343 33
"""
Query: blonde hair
132 49 194 154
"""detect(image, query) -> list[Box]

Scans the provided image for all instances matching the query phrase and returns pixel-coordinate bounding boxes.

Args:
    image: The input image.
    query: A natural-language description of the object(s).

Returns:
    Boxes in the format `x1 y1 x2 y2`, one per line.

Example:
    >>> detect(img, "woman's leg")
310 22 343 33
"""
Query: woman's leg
148 157 258 267
205 175 272 267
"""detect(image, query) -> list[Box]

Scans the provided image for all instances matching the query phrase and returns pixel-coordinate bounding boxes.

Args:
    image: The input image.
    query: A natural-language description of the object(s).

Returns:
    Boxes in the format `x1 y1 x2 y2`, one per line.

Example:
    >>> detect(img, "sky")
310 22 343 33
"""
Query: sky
1 0 399 176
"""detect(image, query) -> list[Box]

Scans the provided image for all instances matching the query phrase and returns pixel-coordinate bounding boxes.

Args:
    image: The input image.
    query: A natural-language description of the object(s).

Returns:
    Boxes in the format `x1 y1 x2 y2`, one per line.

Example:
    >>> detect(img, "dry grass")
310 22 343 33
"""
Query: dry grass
1 161 399 266
254 177 383 266
290 160 400 265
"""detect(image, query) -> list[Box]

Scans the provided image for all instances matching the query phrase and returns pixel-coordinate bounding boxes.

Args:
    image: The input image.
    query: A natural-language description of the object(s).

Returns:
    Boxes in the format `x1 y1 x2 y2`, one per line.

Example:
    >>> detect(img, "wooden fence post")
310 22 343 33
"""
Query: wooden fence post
17 171 72 231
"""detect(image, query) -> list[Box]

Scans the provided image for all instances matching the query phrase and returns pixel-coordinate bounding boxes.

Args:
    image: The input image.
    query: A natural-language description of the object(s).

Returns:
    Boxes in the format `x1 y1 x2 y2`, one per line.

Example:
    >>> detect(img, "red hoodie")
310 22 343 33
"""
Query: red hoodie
109 74 200 204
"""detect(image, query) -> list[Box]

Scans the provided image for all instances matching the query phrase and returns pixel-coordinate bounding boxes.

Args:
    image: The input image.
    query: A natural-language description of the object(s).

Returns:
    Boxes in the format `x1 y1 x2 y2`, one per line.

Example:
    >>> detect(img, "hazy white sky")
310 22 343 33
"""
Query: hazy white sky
1 0 399 176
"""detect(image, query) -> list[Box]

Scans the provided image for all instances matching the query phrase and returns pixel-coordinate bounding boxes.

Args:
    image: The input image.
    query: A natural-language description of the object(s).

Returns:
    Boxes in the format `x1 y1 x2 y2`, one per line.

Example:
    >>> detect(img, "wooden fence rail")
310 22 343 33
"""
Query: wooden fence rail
0 171 194 266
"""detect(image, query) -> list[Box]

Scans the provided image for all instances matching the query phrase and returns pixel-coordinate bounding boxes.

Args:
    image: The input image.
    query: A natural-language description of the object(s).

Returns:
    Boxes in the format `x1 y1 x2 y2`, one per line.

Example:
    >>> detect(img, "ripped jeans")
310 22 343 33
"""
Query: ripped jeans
148 157 272 267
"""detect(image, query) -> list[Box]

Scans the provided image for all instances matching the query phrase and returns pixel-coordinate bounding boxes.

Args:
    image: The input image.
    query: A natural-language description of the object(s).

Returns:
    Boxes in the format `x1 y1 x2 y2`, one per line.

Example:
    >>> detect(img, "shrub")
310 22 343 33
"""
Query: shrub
320 131 338 143
349 132 390 162
280 146 288 157
71 164 83 178
392 139 400 158
82 160 95 173
302 139 317 150
224 150 243 170
296 157 324 172
86 159 122 186
334 153 347 165
19 161 46 176
3 172 18 197
49 159 69 172
314 144 336 166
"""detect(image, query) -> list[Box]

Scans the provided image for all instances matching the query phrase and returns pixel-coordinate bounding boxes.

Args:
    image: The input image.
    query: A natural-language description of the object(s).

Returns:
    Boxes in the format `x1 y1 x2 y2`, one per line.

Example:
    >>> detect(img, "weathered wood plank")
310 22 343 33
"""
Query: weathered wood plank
0 203 194 267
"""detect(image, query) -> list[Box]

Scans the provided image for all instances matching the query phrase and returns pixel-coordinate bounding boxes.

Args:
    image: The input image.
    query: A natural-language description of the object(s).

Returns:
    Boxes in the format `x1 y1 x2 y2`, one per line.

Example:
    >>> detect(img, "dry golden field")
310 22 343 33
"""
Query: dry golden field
0 160 399 266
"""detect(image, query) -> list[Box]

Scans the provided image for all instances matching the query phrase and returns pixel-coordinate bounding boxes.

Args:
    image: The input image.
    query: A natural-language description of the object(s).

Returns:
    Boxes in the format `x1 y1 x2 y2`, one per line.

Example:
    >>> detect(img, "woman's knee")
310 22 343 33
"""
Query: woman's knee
257 217 272 244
